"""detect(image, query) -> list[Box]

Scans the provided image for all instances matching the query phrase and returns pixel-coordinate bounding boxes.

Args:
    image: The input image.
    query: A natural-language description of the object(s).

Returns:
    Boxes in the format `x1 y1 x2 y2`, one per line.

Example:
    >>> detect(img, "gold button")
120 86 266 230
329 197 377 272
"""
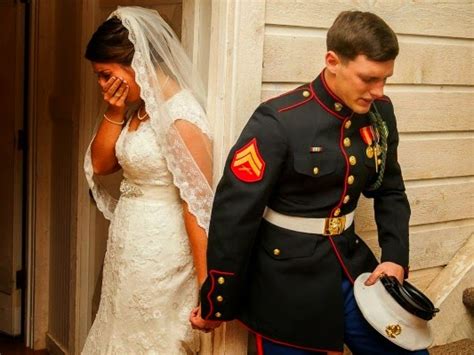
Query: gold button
345 120 352 129
343 195 350 204
355 239 359 244
217 277 225 285
215 312 222 318
343 138 351 147
334 208 341 216
302 90 310 98
313 167 319 175
349 156 357 165
273 248 281 256
216 295 224 302
334 102 343 111
378 159 382 165
347 175 355 185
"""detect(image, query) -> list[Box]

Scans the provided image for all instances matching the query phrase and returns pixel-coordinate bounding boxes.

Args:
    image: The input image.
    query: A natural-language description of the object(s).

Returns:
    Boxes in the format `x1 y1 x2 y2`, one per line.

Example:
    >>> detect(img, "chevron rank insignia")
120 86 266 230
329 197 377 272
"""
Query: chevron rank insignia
231 138 266 182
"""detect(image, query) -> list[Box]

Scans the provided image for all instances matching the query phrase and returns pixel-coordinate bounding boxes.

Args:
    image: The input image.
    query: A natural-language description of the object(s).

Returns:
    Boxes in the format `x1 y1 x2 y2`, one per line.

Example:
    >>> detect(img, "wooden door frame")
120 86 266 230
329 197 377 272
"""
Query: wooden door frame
26 0 55 350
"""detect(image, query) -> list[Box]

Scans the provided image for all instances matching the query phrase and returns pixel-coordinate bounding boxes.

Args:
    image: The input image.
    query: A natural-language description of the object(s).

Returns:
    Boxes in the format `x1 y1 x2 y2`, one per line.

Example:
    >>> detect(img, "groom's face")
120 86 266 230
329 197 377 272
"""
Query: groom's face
326 53 394 114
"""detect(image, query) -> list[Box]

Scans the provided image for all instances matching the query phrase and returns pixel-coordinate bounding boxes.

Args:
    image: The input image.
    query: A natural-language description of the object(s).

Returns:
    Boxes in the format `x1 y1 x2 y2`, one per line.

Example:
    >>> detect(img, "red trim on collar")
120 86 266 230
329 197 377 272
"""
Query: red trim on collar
204 270 235 320
238 320 341 353
276 87 314 113
328 237 355 284
321 68 345 104
309 81 346 120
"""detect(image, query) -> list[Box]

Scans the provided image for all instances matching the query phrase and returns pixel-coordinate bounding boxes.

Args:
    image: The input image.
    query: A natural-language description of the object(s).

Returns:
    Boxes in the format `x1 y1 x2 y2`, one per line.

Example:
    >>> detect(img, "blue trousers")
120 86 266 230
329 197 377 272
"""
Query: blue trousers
260 277 429 354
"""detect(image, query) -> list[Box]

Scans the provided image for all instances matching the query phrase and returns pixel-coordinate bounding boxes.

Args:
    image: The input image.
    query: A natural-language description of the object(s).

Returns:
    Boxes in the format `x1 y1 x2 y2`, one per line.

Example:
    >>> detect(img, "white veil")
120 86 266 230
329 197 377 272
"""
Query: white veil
84 6 213 232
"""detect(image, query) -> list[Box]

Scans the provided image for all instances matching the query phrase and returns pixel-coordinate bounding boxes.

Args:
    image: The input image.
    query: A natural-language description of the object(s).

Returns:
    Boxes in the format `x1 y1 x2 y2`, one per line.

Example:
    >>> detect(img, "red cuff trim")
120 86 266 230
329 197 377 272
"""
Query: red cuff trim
256 334 264 355
205 269 235 320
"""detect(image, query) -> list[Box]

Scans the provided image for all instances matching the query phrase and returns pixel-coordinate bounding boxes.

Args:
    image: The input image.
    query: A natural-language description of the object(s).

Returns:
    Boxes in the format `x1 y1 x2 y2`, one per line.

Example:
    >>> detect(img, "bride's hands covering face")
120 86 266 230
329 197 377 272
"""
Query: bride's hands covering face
101 76 129 115
92 62 141 111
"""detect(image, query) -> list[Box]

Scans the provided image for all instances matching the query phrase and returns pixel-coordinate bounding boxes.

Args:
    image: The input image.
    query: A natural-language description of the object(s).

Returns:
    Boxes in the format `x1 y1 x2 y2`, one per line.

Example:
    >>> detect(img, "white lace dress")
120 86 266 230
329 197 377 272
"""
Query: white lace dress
82 92 201 355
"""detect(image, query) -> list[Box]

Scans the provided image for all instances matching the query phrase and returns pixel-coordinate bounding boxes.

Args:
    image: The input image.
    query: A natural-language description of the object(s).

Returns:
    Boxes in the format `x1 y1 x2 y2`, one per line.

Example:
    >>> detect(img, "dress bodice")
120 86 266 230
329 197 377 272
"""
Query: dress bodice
115 90 207 187
116 118 172 186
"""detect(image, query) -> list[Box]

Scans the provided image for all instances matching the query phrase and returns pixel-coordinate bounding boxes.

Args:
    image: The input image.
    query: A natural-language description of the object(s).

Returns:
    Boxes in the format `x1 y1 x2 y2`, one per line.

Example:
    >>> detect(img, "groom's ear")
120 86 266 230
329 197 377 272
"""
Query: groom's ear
325 51 344 75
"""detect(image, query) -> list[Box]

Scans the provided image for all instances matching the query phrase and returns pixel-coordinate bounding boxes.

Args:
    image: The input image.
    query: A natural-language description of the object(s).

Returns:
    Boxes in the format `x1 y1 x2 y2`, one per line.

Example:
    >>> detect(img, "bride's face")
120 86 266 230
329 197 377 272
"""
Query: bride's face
92 62 141 104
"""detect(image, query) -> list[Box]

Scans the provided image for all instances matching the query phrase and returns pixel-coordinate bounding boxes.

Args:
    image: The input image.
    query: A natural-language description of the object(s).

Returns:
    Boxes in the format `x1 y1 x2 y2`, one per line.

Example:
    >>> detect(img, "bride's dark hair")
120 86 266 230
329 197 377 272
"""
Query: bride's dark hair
85 17 135 65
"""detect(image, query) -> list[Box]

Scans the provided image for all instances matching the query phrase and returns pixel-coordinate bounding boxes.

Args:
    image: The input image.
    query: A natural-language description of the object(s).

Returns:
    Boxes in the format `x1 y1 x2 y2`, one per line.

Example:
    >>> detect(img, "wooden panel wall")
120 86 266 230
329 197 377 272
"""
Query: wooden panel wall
260 0 474 291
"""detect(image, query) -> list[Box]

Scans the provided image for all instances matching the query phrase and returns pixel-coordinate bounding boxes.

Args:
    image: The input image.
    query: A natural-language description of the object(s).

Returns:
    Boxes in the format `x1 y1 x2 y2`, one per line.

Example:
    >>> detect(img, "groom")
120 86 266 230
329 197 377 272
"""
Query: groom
191 10 428 355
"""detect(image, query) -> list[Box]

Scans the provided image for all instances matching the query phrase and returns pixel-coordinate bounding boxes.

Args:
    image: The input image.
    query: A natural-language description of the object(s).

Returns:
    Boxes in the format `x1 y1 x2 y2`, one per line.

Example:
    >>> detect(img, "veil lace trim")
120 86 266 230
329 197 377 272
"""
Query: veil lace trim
85 7 213 232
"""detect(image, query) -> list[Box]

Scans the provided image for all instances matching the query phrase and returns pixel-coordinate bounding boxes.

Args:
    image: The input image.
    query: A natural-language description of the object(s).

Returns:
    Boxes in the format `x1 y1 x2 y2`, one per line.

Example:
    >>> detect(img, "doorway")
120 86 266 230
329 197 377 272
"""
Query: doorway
0 0 28 342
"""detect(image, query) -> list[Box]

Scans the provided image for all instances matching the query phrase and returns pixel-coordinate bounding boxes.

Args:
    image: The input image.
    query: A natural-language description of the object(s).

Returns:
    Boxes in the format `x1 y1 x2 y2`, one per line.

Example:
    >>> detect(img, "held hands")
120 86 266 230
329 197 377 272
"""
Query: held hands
365 261 404 286
189 305 223 333
102 76 129 116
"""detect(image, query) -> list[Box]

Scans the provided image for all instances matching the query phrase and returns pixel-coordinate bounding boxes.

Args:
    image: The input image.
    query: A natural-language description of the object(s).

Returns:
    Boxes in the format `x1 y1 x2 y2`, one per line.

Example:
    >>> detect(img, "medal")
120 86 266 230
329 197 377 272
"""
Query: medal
375 144 382 157
366 146 374 159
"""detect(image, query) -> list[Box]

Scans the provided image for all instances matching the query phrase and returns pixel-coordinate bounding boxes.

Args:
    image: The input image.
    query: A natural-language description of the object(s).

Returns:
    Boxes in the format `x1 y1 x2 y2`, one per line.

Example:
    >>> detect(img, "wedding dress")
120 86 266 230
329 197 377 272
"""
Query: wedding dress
82 90 206 354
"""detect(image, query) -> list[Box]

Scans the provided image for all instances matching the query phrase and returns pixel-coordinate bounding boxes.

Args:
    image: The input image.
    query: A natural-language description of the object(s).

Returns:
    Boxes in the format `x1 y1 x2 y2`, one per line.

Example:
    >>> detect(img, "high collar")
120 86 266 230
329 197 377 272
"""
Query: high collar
310 69 353 119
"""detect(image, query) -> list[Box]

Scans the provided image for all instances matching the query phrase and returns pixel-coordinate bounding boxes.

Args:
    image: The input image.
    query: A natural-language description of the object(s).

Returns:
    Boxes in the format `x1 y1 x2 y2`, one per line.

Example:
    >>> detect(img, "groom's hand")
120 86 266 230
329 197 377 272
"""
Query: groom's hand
365 261 404 286
189 305 223 333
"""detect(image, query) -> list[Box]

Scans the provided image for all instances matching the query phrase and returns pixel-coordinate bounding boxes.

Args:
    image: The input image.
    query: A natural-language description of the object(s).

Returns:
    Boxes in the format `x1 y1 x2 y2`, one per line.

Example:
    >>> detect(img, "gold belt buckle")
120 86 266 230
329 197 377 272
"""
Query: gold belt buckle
323 216 346 236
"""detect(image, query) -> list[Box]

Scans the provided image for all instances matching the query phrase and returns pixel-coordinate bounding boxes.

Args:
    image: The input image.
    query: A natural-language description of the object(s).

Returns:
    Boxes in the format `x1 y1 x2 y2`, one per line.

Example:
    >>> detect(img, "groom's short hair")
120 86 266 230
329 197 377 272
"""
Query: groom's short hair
326 11 399 62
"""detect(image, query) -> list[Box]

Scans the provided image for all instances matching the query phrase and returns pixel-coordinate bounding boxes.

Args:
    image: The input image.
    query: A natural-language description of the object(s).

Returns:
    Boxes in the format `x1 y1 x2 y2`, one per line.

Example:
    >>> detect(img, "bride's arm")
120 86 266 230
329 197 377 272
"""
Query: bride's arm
173 119 213 285
91 77 129 175
183 203 208 285
91 116 123 175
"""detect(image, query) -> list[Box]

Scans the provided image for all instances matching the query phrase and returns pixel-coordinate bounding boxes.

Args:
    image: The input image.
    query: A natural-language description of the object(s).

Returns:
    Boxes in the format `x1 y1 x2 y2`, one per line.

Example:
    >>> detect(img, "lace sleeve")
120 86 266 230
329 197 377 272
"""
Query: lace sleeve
84 138 118 221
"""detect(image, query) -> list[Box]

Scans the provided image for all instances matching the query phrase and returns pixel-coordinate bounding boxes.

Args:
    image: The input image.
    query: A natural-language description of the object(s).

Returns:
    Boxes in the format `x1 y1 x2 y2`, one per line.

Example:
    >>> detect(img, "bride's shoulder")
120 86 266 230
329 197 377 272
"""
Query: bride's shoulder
167 90 203 114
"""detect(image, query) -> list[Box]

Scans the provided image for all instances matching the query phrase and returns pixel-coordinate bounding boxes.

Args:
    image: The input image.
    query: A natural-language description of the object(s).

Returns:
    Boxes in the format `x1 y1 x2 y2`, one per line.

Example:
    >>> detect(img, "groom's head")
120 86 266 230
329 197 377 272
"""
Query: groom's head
323 11 399 113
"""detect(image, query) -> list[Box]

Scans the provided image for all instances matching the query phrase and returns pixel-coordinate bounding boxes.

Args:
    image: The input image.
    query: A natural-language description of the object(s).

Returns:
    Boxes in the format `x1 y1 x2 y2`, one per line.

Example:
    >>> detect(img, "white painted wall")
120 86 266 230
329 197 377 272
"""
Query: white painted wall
207 0 474 350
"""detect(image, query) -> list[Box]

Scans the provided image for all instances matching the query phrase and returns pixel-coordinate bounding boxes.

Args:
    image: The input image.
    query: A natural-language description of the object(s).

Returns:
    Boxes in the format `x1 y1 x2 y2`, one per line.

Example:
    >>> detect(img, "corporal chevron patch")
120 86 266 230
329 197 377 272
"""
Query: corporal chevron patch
231 138 266 182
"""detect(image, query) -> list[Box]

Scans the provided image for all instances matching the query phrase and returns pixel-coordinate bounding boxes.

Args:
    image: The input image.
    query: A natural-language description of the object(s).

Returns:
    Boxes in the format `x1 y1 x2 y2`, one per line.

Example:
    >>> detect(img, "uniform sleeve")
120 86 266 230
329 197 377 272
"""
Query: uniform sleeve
363 102 411 274
200 104 287 320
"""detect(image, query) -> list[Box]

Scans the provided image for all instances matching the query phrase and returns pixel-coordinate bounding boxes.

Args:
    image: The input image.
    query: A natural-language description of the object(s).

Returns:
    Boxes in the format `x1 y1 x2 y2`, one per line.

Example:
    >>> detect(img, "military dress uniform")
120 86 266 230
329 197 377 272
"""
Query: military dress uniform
200 70 411 353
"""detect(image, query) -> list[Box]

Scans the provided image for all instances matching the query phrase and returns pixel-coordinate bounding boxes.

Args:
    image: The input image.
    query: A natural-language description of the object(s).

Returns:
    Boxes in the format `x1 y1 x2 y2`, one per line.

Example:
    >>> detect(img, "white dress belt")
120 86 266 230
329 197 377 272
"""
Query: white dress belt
263 207 355 236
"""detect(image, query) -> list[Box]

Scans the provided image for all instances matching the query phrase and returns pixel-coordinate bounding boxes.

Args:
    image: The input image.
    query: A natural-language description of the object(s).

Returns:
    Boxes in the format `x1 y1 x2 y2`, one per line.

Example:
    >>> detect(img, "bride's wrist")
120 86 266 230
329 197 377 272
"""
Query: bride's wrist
103 113 125 125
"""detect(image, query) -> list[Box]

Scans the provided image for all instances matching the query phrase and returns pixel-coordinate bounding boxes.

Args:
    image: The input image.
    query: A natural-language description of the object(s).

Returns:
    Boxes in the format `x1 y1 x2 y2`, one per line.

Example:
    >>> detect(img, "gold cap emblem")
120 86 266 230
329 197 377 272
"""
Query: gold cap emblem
385 324 402 338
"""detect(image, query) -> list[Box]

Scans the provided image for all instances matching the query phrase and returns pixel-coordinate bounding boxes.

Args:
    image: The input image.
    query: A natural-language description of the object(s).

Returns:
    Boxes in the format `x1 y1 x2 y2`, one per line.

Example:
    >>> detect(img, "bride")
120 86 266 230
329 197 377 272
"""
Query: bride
82 7 218 354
